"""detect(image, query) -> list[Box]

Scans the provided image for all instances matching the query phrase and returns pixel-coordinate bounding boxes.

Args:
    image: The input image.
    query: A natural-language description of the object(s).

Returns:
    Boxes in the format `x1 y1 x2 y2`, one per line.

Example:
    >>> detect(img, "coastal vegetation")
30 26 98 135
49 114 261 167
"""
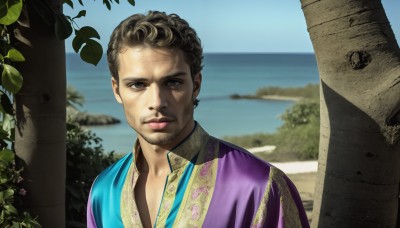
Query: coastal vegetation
0 0 135 226
255 83 319 99
66 122 119 226
230 83 319 101
67 86 121 126
65 86 122 226
224 84 320 161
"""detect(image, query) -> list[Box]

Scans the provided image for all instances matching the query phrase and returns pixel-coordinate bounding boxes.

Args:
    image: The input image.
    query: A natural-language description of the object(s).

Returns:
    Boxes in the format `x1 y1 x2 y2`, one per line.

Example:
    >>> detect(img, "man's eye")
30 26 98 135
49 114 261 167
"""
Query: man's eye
166 80 182 88
129 82 146 89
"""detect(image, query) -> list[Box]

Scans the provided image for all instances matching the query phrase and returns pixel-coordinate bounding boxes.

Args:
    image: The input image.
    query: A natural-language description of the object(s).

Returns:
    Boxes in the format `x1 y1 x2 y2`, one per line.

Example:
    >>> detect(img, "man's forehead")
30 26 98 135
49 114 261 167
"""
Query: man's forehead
117 46 190 75
118 45 183 58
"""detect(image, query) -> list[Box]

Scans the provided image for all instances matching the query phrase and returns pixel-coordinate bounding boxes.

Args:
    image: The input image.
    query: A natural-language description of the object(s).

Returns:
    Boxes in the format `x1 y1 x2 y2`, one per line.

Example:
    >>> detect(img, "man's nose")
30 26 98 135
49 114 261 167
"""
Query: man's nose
148 85 167 111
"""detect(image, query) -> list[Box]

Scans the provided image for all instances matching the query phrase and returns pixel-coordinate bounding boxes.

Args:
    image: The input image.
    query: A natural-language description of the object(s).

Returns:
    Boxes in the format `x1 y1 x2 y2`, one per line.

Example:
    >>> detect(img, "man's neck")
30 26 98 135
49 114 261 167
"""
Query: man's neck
136 121 197 176
137 141 171 176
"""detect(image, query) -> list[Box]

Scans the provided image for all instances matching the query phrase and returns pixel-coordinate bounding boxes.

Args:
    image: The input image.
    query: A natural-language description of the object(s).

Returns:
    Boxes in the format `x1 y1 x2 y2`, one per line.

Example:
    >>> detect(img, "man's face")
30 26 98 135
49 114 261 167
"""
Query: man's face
112 46 201 149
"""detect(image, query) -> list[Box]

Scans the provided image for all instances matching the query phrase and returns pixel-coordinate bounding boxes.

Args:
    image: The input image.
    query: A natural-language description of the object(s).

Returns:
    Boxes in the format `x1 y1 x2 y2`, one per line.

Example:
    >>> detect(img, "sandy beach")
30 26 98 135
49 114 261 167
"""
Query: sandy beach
269 160 317 221
288 172 316 221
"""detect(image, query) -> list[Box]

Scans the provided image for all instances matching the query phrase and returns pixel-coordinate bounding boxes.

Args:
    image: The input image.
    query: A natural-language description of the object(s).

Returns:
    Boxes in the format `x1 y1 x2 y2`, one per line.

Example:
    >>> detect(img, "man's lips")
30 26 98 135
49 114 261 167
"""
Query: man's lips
144 118 173 130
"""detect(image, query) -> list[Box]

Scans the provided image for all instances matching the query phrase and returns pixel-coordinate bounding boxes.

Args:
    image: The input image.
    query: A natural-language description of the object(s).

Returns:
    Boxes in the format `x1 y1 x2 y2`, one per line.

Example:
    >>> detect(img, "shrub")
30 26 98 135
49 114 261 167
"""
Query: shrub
280 99 320 128
223 133 277 149
66 123 120 227
223 98 320 162
255 83 319 99
0 150 41 227
273 99 320 160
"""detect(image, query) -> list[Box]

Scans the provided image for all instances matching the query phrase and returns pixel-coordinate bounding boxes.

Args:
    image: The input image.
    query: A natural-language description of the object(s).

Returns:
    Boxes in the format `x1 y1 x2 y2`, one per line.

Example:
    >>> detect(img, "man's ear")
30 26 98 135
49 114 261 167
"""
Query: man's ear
111 77 123 104
193 72 202 98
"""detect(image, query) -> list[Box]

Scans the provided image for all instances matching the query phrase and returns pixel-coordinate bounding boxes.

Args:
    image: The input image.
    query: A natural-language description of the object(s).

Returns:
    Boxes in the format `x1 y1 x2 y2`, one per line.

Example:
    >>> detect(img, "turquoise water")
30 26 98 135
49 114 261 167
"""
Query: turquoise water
66 53 319 153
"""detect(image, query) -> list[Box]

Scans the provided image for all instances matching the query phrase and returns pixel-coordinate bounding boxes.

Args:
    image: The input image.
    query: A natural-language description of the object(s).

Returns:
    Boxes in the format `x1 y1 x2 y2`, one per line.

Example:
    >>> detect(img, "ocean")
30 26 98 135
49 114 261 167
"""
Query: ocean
66 53 319 154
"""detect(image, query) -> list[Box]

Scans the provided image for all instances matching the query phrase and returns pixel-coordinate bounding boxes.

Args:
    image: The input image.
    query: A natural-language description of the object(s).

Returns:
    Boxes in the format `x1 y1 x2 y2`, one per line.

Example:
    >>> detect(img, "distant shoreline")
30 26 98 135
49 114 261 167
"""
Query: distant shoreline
260 95 301 101
230 94 301 102
230 83 319 102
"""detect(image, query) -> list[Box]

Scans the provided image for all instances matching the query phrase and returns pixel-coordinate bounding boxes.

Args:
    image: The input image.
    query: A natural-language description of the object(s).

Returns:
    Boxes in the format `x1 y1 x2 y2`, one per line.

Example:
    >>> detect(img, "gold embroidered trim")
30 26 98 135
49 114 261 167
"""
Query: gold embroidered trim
251 167 274 227
173 137 219 227
273 167 302 228
251 167 302 228
167 124 209 171
154 166 187 226
120 158 143 227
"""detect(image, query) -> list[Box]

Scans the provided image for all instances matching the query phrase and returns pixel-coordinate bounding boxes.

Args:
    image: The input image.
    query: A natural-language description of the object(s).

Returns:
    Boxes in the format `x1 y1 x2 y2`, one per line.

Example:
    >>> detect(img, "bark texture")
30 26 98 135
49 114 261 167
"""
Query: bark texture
301 0 400 227
14 0 66 226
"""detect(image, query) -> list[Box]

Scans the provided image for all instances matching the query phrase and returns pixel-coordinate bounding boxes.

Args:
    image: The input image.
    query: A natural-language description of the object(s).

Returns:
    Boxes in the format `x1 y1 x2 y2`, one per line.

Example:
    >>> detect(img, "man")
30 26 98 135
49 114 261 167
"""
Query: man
87 11 309 228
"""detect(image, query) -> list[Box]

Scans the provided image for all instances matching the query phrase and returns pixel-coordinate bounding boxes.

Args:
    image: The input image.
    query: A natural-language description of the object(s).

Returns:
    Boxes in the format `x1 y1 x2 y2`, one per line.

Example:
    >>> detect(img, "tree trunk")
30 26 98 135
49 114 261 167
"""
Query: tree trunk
14 0 66 227
300 0 400 227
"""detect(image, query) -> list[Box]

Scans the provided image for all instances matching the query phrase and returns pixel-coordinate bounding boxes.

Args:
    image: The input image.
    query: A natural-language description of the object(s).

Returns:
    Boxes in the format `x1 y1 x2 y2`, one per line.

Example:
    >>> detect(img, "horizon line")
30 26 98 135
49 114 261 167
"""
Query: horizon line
65 51 315 55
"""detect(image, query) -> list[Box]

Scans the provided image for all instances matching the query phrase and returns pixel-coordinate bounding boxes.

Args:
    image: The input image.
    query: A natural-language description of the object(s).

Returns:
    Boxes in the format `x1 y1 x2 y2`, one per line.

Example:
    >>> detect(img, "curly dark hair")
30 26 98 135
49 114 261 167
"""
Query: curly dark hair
107 11 203 81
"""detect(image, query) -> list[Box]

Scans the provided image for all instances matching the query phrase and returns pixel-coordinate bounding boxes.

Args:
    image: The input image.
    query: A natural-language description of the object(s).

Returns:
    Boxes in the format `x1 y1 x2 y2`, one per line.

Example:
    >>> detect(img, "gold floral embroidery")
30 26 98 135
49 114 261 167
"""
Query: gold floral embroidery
121 124 218 227
273 167 302 227
120 158 143 227
251 167 302 228
173 137 219 227
251 167 273 227
155 168 185 226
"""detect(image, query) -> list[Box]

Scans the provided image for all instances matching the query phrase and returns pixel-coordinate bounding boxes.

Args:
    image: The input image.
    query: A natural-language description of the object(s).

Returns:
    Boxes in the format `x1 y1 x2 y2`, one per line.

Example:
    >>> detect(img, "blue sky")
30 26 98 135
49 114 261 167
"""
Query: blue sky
64 0 399 53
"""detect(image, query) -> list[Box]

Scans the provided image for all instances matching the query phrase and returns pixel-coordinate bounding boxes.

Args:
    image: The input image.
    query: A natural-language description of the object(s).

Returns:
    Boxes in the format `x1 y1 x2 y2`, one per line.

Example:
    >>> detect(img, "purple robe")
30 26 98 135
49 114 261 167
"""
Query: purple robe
87 124 309 227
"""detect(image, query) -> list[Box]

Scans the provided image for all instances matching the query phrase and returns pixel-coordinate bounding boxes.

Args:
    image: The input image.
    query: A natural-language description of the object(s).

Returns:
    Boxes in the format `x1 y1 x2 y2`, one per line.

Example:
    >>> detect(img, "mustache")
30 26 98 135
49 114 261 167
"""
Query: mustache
141 112 177 123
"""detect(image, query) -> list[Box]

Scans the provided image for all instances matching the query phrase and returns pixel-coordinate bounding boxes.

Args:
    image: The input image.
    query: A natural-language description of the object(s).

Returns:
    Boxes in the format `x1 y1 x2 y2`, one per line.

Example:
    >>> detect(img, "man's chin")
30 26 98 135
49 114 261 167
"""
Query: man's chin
140 132 178 147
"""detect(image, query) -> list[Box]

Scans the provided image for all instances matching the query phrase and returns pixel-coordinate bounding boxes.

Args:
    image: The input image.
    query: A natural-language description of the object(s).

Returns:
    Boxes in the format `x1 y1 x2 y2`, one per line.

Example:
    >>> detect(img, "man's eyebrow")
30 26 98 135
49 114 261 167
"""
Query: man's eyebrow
121 77 148 83
163 71 188 79
121 72 188 82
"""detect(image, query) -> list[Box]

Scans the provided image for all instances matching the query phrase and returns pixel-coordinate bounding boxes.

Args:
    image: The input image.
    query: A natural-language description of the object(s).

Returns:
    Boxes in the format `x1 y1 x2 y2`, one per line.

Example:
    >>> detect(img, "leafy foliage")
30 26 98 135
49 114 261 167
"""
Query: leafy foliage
65 122 119 227
280 99 320 128
0 0 134 226
0 149 41 227
72 26 102 65
0 2 39 226
256 83 319 99
274 100 320 160
67 85 85 110
223 133 277 149
0 0 23 25
224 88 321 161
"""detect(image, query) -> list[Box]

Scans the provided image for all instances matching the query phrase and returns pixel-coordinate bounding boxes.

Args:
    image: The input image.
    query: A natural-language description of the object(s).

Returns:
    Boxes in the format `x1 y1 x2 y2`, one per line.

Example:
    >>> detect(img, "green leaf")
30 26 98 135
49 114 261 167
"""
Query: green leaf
72 34 84 53
80 39 103 66
115 0 120 3
73 10 86 19
72 26 100 53
63 0 73 8
4 189 14 199
6 48 25 62
10 223 19 228
0 91 13 115
0 149 14 165
77 0 83 6
127 0 135 6
103 0 111 10
1 64 22 94
77 26 100 40
55 12 72 40
0 0 23 25
2 113 13 132
0 128 8 140
4 204 18 214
